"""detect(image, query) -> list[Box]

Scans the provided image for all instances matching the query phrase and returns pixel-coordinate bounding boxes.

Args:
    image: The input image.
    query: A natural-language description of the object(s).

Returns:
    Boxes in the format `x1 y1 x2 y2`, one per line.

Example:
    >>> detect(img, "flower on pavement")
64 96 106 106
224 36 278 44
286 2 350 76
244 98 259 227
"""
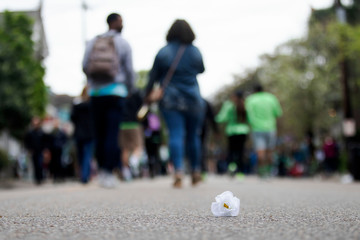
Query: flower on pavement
211 191 240 217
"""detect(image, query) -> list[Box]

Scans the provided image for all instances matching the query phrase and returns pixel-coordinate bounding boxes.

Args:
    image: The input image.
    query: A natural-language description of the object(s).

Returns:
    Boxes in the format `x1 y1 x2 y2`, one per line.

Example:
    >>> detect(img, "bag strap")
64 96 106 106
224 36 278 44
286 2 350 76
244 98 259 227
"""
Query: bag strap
161 45 186 89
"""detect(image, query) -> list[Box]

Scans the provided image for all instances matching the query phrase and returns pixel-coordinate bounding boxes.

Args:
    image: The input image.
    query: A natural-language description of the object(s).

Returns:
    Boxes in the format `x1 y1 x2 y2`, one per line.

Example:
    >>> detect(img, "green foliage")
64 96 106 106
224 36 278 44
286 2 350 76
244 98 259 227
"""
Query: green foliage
0 148 10 171
136 70 149 89
327 23 360 60
338 150 348 173
0 11 47 139
213 20 360 140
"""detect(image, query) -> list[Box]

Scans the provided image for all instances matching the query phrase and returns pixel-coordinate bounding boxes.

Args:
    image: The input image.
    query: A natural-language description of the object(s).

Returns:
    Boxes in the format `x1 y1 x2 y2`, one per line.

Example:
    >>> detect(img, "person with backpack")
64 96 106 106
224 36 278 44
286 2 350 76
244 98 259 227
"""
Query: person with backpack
82 13 135 188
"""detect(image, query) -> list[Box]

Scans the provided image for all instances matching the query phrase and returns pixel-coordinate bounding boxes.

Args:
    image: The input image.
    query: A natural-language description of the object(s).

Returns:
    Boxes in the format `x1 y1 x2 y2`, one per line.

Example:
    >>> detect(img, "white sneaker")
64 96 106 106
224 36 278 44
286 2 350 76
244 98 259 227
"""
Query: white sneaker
122 167 132 182
129 155 140 177
98 171 118 189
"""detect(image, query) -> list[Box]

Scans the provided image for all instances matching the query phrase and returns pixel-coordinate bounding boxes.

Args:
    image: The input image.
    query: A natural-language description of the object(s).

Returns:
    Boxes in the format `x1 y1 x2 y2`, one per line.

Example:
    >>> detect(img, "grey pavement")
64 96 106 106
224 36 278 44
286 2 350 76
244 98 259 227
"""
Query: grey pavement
0 175 359 240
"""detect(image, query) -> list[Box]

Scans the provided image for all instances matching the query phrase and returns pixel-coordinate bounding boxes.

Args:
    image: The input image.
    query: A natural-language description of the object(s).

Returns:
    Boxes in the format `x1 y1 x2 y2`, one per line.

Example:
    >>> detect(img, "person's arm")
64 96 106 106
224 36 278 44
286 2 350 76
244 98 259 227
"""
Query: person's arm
145 53 161 97
82 38 96 74
70 104 77 124
215 101 232 123
273 96 283 118
193 46 205 74
244 97 253 125
120 39 136 94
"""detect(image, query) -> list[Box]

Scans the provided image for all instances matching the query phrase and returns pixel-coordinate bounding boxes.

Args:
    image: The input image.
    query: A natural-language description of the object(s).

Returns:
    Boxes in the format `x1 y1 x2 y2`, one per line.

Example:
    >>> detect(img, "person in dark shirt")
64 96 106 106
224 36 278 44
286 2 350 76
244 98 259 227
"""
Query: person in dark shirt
200 99 219 176
142 108 162 178
322 136 339 174
48 119 68 182
24 117 46 185
71 86 94 184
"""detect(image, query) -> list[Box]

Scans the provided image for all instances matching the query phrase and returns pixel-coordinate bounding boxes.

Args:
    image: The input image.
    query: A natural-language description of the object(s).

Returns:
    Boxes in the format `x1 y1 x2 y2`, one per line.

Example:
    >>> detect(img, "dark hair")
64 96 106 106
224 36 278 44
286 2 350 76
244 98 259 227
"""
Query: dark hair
166 19 195 44
254 84 263 92
233 89 246 123
107 13 121 25
234 90 243 98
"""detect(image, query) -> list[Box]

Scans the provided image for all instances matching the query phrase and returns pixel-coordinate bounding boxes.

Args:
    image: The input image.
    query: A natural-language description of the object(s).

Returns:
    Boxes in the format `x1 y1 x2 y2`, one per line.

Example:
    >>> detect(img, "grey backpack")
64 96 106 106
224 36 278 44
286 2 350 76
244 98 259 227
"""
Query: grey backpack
86 35 120 82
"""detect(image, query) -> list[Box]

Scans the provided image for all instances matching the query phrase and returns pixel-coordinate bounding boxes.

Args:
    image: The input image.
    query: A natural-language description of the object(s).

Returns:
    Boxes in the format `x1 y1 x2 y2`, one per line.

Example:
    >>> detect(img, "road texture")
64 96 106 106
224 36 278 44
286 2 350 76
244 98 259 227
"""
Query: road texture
0 175 359 240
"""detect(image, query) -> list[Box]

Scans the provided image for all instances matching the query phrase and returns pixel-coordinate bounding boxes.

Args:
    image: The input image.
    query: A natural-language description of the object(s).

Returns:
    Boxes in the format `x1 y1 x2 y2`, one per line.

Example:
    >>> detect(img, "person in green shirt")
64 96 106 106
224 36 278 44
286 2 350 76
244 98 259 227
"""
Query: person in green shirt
216 90 250 178
245 85 282 177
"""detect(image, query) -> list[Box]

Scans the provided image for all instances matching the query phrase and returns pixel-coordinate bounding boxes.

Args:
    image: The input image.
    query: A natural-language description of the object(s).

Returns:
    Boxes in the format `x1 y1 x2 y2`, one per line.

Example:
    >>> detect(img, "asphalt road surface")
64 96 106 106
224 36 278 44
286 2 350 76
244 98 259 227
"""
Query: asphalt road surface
0 175 359 240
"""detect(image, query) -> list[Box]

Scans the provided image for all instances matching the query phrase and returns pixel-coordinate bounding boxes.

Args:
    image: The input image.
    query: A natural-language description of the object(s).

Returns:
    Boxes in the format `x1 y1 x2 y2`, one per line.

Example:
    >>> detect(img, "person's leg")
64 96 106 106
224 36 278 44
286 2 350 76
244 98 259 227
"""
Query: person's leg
128 127 144 178
120 129 132 182
103 96 124 172
91 96 124 188
227 135 237 174
76 140 85 182
132 127 144 159
146 137 160 178
265 131 277 176
161 109 185 187
253 132 267 177
32 152 43 185
234 134 247 174
120 129 131 168
90 97 107 171
161 109 185 172
81 140 94 183
51 149 63 182
185 110 204 185
200 129 207 174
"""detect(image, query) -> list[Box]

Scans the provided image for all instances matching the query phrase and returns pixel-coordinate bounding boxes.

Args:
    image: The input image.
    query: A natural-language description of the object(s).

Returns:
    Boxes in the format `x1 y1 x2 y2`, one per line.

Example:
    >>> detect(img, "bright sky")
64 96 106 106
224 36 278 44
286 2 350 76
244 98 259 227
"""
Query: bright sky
1 0 337 98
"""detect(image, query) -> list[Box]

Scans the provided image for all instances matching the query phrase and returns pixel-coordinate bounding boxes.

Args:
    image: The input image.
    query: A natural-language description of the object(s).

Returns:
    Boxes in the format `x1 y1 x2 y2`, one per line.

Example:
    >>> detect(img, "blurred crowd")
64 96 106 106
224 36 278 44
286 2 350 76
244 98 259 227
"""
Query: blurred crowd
19 13 351 187
20 86 346 186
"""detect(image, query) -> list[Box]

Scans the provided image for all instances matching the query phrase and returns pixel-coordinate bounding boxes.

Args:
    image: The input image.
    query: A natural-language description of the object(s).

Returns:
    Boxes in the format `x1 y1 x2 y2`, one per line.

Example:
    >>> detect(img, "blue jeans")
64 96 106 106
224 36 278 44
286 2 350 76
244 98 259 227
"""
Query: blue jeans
91 96 124 172
252 131 277 151
161 109 204 173
76 139 94 183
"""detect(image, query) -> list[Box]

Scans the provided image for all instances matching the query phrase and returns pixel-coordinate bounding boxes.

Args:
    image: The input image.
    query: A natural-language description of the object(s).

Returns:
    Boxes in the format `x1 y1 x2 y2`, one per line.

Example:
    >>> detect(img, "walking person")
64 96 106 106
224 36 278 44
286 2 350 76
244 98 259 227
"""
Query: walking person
82 13 135 188
245 84 283 178
142 109 162 178
24 117 46 185
71 86 94 184
322 136 339 175
201 99 219 178
48 119 68 183
215 90 250 179
119 89 144 181
145 19 205 188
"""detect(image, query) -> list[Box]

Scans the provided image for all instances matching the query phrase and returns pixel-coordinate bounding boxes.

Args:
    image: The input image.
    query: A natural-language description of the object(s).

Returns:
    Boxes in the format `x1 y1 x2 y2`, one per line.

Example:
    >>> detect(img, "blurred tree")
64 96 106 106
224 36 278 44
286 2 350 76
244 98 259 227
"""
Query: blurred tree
212 6 360 140
136 70 149 89
0 11 47 139
309 0 360 134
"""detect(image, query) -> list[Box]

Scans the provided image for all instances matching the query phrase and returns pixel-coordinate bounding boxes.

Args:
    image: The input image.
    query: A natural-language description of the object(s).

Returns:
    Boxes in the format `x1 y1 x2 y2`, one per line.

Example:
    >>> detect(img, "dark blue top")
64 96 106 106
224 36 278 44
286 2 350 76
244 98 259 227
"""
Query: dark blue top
146 41 205 112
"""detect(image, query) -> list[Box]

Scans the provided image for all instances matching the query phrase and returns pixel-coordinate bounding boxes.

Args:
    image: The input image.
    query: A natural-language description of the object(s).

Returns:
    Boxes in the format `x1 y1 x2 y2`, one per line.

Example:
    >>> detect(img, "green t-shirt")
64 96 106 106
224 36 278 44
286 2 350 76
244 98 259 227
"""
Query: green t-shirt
245 92 282 132
215 100 250 136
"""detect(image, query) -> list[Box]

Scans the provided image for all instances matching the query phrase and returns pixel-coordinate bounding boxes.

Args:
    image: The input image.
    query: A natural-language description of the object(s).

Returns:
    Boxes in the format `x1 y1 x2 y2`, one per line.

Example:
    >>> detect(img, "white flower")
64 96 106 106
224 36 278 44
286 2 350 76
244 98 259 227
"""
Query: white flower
211 191 240 217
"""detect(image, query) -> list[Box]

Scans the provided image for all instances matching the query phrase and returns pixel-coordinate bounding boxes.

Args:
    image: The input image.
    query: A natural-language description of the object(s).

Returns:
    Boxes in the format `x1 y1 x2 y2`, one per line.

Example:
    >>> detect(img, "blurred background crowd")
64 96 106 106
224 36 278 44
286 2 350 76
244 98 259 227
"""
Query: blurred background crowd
0 0 360 186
